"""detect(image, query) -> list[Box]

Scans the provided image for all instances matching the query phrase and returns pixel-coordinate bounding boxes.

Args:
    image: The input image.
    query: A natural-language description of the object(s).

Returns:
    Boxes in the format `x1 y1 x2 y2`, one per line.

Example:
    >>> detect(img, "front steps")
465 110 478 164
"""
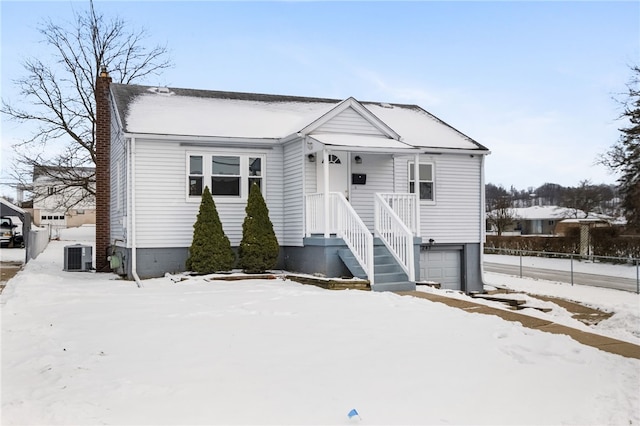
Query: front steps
338 239 415 291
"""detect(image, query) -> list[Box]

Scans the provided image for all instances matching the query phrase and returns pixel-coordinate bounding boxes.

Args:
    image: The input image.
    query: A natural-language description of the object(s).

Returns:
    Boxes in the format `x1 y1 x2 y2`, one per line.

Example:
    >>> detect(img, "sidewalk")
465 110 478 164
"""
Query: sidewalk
396 290 640 360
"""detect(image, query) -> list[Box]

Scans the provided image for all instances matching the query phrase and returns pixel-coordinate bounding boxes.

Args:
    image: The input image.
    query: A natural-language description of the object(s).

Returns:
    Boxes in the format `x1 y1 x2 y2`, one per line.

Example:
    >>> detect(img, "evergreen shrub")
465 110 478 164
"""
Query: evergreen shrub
186 186 235 274
238 182 279 273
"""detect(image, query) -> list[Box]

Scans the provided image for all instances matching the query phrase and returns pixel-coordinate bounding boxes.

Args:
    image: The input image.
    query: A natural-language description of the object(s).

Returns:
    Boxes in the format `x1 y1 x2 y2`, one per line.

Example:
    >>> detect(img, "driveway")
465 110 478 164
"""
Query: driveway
0 248 25 293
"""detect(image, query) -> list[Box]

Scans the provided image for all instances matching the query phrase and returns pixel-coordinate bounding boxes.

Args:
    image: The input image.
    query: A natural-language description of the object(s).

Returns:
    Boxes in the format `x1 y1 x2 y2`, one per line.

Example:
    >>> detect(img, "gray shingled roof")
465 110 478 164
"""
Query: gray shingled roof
109 83 488 151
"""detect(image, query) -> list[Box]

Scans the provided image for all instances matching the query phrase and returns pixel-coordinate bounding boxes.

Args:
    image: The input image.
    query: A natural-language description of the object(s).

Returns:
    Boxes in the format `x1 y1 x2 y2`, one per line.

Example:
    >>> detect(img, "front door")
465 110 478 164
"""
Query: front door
317 153 349 199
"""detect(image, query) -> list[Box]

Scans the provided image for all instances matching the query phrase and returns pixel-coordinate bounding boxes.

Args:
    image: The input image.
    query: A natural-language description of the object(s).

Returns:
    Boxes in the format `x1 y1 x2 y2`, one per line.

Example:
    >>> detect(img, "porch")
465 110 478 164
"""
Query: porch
304 191 421 291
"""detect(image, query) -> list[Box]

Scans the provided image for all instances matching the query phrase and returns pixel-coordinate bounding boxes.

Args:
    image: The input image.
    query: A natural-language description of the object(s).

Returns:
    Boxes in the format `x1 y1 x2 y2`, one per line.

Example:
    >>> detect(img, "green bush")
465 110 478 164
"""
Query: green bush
237 183 279 273
186 186 235 274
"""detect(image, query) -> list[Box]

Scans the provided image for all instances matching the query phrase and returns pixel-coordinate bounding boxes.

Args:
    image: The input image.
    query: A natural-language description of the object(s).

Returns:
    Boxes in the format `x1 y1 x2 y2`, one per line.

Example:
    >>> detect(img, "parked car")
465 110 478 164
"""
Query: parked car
1 216 24 248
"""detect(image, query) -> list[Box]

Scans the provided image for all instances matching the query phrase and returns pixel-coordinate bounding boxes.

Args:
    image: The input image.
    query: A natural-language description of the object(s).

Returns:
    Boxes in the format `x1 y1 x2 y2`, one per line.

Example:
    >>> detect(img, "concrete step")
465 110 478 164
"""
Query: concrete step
374 281 415 292
471 293 526 307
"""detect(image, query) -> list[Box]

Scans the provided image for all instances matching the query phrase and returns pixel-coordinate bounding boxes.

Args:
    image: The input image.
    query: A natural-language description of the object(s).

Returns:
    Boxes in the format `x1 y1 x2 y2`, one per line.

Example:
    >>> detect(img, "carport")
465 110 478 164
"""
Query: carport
0 198 31 263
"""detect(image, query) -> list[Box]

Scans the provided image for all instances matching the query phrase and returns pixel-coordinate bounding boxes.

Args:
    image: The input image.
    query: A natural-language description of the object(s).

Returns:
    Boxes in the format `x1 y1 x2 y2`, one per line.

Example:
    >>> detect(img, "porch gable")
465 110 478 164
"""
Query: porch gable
298 97 400 140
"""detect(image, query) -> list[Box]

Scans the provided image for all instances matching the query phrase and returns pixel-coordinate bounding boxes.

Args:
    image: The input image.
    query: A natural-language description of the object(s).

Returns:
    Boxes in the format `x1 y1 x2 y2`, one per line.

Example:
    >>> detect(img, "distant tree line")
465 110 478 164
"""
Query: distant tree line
485 180 620 218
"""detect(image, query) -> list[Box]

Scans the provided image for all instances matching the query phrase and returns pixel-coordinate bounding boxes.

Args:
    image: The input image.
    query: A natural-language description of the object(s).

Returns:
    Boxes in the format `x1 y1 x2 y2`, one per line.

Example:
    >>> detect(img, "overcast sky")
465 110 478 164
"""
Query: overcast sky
1 1 638 198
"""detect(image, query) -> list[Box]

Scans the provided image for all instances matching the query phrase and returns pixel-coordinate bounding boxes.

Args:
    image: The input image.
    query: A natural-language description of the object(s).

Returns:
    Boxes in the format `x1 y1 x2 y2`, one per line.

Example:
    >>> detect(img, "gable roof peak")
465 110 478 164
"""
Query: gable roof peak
296 96 401 140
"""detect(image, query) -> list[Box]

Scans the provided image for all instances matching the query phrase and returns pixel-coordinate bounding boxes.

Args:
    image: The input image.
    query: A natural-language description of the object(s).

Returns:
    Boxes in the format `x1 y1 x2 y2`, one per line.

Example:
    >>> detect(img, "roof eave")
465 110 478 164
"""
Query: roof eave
123 132 280 146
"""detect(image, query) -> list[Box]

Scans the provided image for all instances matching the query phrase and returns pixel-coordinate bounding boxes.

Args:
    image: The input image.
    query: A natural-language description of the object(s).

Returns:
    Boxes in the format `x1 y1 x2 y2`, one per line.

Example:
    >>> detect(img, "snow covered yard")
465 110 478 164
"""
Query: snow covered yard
1 228 639 425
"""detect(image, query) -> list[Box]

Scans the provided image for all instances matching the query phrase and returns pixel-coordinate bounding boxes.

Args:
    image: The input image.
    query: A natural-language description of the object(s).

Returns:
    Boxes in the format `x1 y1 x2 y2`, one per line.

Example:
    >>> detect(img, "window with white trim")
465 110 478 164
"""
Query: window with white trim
248 157 262 192
189 155 203 196
187 153 265 200
409 162 434 201
211 155 240 196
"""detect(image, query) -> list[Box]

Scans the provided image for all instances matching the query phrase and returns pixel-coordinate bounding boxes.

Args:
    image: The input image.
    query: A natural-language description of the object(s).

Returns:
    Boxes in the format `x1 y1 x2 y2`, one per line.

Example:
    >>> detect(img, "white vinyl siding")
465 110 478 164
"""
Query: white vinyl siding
133 139 283 248
109 117 127 242
316 107 385 135
304 147 318 196
350 154 394 230
395 154 482 244
283 140 305 246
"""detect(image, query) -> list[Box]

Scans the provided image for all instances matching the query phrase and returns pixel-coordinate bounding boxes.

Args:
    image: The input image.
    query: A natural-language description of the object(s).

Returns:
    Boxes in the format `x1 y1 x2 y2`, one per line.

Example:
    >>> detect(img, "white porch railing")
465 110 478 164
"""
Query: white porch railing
305 192 375 286
374 193 416 282
305 193 326 236
378 193 417 235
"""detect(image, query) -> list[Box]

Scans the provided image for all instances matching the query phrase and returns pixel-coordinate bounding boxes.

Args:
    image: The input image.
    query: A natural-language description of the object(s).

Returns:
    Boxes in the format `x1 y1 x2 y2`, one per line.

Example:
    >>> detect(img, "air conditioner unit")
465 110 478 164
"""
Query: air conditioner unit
64 244 93 272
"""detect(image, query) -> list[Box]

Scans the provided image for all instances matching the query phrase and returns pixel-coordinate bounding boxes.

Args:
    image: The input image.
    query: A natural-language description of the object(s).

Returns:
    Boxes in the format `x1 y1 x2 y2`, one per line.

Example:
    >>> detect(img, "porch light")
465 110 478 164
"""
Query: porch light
354 155 362 164
308 154 316 162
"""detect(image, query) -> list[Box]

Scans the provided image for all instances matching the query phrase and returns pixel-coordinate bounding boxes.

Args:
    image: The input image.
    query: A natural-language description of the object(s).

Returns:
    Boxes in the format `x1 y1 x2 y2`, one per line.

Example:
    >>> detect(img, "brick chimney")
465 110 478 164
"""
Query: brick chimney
95 67 112 272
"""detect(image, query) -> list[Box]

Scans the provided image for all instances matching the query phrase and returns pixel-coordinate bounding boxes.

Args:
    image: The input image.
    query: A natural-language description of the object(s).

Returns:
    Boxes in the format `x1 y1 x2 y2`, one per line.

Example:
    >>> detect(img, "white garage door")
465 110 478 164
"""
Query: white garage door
420 250 461 290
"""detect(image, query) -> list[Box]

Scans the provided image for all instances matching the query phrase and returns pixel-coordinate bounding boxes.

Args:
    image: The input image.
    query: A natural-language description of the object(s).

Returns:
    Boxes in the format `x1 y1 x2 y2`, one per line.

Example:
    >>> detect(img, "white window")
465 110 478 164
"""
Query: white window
248 157 262 193
211 155 240 196
409 162 434 201
187 153 265 201
189 155 204 196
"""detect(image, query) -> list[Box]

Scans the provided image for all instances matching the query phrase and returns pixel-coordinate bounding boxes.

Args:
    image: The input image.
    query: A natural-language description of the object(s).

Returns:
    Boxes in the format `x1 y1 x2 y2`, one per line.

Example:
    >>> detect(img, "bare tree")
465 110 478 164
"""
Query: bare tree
486 196 517 236
2 1 171 208
561 180 606 218
600 65 640 231
485 183 509 211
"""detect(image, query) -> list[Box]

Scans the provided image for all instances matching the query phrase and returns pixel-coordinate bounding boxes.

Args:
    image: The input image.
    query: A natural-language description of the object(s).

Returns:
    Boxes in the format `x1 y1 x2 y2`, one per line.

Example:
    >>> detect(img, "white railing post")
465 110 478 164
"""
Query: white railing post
379 193 417 235
323 149 330 238
374 194 415 282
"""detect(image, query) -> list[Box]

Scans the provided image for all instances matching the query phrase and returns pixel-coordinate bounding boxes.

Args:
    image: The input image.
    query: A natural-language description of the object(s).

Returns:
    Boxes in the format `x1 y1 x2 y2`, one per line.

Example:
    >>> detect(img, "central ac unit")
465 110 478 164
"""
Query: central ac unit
64 244 93 272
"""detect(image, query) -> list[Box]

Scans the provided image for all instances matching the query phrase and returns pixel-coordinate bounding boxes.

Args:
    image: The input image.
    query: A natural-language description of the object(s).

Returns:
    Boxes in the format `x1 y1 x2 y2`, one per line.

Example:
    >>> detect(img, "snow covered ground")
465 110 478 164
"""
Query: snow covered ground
1 226 639 425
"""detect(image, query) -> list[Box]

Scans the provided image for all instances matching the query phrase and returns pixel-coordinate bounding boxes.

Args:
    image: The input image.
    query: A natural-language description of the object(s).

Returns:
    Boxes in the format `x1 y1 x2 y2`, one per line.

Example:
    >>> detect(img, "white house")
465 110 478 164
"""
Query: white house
25 166 96 229
487 205 612 236
97 73 490 292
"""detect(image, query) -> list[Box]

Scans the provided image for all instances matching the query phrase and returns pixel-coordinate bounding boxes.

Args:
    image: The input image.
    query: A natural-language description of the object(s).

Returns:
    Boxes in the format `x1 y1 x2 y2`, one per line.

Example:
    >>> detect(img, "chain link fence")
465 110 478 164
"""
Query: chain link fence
484 247 640 294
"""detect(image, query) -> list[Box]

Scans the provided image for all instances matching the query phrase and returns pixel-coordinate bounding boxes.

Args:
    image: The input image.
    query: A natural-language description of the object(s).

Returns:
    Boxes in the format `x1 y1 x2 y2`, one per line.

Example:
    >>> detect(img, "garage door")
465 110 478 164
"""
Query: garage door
420 250 461 290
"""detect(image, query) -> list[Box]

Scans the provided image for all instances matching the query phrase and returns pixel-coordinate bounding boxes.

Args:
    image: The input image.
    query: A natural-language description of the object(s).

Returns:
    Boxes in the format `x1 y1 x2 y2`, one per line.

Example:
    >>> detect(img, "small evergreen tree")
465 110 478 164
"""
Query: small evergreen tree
186 186 235 274
238 183 279 273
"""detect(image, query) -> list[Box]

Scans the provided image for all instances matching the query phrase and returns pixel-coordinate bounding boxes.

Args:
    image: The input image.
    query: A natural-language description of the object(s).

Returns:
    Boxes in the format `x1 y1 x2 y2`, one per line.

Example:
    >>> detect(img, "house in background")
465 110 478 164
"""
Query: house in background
486 205 613 236
96 70 490 292
18 166 96 231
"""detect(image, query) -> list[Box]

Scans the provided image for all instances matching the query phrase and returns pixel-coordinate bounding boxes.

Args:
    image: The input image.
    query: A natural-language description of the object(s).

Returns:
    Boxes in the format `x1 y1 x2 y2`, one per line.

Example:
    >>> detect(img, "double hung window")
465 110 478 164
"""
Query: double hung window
211 156 240 196
189 155 203 196
409 162 434 201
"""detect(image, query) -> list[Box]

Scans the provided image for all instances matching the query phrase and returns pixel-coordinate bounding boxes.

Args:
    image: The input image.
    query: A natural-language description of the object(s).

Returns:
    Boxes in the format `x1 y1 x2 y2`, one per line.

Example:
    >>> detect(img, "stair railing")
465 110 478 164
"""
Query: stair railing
305 192 374 287
333 193 375 287
378 193 417 234
374 193 415 282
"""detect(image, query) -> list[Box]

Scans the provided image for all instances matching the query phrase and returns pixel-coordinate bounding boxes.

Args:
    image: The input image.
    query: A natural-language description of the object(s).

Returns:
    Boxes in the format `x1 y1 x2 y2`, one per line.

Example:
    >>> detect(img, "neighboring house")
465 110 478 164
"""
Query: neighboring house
554 218 612 237
96 71 490 292
486 205 611 236
25 166 96 229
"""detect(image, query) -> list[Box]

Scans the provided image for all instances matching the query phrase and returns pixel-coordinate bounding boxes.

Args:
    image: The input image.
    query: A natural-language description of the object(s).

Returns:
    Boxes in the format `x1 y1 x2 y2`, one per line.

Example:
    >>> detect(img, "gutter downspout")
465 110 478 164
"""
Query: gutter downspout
479 154 486 287
130 136 143 288
414 153 421 237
